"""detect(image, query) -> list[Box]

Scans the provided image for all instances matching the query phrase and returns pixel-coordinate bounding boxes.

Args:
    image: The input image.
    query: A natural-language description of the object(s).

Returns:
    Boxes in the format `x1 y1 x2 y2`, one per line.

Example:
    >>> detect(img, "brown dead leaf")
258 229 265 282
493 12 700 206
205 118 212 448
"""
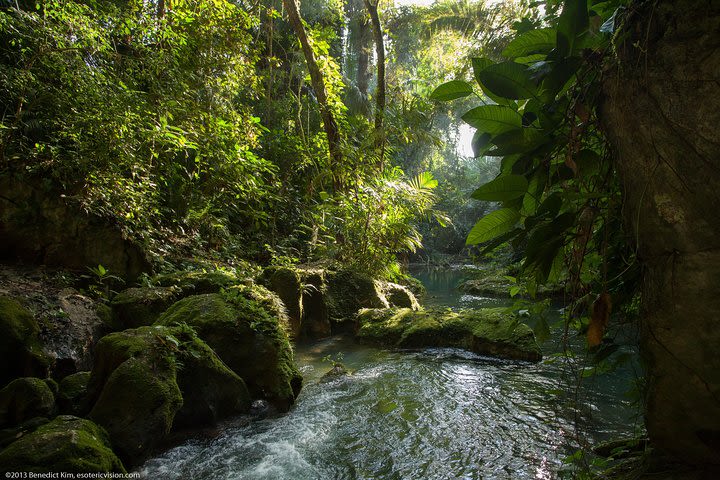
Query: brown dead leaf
587 292 612 347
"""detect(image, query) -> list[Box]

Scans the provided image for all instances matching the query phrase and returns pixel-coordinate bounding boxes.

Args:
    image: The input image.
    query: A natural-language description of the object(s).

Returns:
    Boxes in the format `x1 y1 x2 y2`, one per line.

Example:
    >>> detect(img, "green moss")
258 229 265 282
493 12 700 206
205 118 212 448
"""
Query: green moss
110 286 181 329
156 290 302 411
325 270 388 327
259 266 302 337
357 307 542 362
153 269 241 295
0 377 55 428
87 324 252 464
58 371 90 415
0 296 50 385
383 282 421 310
0 415 125 473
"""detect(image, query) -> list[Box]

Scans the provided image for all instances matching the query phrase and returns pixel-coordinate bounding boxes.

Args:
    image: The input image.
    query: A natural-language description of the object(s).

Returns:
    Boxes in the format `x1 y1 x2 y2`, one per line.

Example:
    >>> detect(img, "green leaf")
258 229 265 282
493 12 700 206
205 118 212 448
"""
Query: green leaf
471 131 493 157
540 57 582 101
521 173 546 216
411 171 438 190
430 80 474 101
461 105 522 135
466 208 521 245
486 128 548 156
97 265 106 276
502 28 557 58
471 58 516 106
478 62 538 100
556 0 589 57
471 175 528 201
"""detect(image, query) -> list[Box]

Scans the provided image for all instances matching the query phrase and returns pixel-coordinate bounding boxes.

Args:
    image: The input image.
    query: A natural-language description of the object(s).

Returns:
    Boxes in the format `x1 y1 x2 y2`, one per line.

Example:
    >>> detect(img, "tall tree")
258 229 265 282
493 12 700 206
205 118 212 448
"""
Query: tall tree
601 0 720 466
282 0 343 190
364 0 386 169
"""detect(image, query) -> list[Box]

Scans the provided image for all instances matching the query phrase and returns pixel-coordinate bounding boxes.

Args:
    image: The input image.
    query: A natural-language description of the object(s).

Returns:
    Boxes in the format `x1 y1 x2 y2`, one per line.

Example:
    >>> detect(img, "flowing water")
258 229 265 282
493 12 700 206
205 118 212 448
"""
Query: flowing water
138 266 642 479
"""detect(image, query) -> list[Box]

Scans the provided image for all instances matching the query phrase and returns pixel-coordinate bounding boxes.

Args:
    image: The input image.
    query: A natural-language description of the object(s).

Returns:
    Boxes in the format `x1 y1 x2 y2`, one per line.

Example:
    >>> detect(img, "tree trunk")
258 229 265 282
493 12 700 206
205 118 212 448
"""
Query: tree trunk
601 0 720 466
364 0 386 170
282 0 343 190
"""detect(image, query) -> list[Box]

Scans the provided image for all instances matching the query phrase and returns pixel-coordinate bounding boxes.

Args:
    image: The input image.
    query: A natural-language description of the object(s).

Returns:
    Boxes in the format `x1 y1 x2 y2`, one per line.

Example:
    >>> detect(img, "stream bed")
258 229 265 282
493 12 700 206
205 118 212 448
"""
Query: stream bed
138 267 642 479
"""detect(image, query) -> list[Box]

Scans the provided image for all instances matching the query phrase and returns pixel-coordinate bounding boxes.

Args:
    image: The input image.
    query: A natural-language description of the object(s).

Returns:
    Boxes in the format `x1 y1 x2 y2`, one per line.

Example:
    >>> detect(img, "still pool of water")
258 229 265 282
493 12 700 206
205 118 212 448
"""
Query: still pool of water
138 267 642 479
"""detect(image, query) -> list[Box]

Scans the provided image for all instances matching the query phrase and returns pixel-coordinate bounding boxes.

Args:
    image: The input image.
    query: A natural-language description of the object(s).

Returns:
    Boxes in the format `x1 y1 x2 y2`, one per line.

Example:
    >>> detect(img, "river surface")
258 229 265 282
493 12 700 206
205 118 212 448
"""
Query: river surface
138 266 642 479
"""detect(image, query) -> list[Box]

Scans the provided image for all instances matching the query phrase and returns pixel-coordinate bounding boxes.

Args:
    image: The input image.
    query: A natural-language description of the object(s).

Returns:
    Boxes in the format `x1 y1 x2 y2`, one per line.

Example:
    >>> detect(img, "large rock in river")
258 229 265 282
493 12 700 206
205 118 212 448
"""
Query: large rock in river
155 285 302 411
0 415 125 473
356 307 542 362
86 325 250 465
260 266 303 338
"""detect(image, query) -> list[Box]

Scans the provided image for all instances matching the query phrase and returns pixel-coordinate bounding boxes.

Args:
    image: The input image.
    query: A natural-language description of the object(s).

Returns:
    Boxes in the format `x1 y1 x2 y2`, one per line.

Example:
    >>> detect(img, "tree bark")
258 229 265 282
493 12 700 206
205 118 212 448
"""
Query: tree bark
364 0 386 170
282 0 343 190
601 0 720 466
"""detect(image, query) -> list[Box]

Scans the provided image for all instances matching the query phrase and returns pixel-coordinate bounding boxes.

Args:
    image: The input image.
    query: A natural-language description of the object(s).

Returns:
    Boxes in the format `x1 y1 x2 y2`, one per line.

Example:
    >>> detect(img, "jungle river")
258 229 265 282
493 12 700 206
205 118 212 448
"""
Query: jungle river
138 266 642 479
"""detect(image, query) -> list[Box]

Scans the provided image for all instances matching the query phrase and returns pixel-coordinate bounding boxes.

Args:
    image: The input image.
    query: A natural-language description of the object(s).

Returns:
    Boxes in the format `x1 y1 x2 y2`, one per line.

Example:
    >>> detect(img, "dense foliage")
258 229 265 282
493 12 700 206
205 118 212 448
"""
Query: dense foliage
0 0 529 277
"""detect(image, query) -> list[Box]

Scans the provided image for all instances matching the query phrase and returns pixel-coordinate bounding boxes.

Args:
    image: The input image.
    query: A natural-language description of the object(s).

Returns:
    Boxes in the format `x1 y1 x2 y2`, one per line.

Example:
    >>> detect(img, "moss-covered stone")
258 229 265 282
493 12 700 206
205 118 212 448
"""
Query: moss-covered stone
86 325 251 464
0 377 55 428
383 282 421 310
0 416 49 449
0 415 125 473
0 296 50 385
325 270 389 330
356 307 542 362
260 266 303 338
172 329 251 429
155 287 302 411
300 270 331 338
58 371 90 416
153 269 241 295
110 286 181 329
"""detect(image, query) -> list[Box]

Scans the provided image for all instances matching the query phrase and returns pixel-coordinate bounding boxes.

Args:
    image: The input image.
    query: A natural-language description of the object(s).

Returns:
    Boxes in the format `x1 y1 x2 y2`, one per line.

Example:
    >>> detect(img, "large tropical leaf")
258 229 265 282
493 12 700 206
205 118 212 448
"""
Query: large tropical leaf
502 28 556 58
556 0 589 57
471 175 528 201
430 80 474 101
461 105 522 134
466 208 521 245
478 62 538 100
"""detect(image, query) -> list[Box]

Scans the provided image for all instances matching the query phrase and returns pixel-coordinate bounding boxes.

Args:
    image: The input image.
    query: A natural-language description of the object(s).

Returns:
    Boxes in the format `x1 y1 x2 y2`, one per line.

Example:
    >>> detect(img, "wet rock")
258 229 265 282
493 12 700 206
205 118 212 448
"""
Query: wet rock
0 296 50 385
45 290 107 377
0 377 56 428
0 415 126 473
110 286 181 329
155 285 302 411
356 307 542 362
382 282 420 310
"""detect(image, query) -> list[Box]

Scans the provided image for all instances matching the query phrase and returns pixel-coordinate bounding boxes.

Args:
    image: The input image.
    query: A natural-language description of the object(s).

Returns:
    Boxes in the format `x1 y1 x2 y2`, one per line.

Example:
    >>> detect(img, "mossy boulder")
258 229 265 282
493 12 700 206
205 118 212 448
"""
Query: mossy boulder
0 377 55 428
0 296 50 385
0 416 49 449
0 415 125 473
356 307 542 362
58 371 90 416
155 286 302 411
325 270 389 330
383 282 421 310
152 269 242 295
260 266 303 337
300 269 331 338
86 325 250 464
110 286 181 329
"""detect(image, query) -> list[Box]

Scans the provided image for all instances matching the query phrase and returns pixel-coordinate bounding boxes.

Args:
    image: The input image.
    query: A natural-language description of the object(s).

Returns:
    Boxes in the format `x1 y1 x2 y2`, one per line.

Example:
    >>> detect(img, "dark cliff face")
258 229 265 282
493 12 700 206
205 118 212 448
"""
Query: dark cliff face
601 0 720 466
0 177 151 282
